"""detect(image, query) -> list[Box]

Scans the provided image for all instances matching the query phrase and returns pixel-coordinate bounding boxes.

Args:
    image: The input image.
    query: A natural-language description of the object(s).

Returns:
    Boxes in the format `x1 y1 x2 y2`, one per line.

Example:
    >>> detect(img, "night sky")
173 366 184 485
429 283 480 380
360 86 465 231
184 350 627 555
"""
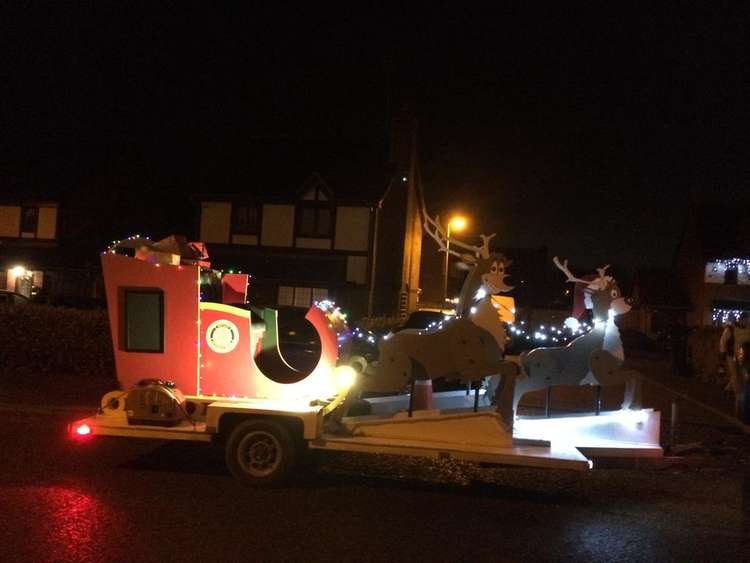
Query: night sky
2 4 748 270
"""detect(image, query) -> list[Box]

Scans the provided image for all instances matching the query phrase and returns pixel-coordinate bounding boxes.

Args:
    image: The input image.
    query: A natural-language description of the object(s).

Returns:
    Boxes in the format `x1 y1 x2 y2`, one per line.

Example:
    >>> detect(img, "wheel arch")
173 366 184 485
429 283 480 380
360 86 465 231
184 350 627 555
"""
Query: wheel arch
216 412 305 445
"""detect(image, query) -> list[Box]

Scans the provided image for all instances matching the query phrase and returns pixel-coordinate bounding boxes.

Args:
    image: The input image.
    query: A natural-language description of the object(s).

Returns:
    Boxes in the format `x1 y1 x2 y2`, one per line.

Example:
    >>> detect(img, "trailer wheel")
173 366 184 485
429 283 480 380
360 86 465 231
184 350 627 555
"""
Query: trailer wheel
225 419 296 486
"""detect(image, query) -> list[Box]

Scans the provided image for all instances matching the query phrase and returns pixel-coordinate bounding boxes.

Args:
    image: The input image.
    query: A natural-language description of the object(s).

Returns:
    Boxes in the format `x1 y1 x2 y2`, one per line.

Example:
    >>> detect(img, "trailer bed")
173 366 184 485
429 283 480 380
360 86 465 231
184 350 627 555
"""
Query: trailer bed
311 434 592 471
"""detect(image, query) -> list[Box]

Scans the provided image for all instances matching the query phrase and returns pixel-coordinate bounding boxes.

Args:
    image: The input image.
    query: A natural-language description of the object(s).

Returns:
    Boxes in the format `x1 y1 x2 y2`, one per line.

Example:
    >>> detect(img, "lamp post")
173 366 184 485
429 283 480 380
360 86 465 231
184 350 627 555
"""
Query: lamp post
442 216 466 312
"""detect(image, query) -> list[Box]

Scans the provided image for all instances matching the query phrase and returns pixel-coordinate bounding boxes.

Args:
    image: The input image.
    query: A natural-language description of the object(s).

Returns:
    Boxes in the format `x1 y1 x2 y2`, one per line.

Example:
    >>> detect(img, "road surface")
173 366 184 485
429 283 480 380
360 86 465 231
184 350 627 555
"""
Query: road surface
0 410 748 562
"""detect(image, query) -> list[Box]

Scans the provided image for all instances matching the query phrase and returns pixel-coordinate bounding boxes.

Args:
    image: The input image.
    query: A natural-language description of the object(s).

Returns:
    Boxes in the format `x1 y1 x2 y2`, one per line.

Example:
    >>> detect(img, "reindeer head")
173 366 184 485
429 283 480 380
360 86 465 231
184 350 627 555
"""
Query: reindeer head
424 213 513 315
459 249 514 296
553 257 631 322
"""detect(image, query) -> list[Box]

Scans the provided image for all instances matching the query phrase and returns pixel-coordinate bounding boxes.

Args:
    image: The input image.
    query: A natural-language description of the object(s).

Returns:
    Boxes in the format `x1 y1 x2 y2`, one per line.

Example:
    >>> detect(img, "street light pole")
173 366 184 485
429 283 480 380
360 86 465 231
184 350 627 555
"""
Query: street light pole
441 216 466 313
443 224 452 313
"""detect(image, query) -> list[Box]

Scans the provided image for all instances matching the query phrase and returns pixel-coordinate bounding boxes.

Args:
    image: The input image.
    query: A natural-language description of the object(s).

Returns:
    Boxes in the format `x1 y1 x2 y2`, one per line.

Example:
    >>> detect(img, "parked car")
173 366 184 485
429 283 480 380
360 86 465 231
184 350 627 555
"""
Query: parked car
396 310 452 332
0 290 30 306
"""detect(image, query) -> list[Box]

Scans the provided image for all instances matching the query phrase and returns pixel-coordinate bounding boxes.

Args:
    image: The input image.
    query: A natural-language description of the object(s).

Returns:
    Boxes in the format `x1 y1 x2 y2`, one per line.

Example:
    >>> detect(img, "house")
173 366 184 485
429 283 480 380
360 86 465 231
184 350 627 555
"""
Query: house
194 113 423 320
0 191 105 305
619 268 690 337
675 204 750 326
0 199 59 297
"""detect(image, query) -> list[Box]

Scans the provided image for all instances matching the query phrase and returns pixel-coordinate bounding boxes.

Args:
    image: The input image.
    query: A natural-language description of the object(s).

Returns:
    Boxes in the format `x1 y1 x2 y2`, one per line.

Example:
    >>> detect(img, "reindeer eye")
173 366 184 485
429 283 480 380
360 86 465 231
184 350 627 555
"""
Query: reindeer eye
490 263 498 274
611 289 619 298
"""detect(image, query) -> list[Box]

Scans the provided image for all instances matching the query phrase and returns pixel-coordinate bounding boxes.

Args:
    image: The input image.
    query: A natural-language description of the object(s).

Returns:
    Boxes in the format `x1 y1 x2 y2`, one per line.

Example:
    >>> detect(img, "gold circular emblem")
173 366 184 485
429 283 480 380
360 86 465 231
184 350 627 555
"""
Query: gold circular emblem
206 319 239 353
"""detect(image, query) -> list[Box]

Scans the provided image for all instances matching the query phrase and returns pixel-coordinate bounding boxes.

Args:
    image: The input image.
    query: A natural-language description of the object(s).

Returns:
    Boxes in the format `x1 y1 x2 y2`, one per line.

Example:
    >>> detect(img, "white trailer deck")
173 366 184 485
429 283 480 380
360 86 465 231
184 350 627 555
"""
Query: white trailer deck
72 389 661 477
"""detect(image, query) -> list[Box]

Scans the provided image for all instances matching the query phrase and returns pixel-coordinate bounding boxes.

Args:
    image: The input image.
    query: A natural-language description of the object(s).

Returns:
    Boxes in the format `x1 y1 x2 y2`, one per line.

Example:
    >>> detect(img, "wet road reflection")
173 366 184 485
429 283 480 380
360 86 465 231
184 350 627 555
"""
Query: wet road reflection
2 484 124 562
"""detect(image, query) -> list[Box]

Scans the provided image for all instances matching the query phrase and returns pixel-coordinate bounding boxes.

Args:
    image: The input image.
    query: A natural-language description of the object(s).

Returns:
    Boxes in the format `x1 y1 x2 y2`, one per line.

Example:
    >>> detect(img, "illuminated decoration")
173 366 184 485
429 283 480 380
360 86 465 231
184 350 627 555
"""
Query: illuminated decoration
104 234 152 254
316 300 353 355
75 423 91 436
512 257 641 414
705 258 750 285
333 365 357 393
713 258 750 269
362 215 520 428
205 319 240 354
10 265 26 277
712 307 750 325
101 236 343 403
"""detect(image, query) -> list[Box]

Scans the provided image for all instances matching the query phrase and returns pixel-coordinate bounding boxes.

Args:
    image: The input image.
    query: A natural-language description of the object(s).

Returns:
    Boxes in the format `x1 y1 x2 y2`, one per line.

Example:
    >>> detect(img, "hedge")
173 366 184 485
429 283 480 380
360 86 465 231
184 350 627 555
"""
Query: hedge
0 304 115 380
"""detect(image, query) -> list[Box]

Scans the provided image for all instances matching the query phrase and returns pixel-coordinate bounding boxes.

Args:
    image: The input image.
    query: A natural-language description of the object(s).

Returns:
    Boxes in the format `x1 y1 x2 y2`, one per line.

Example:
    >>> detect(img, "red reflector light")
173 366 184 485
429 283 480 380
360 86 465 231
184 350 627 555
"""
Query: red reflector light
75 424 91 436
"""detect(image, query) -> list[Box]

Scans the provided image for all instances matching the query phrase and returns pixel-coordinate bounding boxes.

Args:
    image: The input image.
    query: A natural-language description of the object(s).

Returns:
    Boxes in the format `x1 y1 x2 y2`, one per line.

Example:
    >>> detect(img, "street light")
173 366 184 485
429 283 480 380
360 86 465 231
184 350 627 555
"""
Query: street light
443 215 467 312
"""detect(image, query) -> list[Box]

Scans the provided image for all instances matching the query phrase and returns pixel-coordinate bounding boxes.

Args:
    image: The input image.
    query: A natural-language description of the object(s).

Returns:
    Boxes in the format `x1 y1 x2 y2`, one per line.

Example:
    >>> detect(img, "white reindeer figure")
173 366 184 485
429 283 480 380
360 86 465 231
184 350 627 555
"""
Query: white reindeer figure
512 257 642 415
359 214 520 427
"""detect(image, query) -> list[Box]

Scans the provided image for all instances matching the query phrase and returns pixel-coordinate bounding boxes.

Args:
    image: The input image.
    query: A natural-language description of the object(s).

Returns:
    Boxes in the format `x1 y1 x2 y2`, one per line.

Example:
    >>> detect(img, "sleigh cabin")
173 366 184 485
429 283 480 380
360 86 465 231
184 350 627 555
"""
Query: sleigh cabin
101 235 344 402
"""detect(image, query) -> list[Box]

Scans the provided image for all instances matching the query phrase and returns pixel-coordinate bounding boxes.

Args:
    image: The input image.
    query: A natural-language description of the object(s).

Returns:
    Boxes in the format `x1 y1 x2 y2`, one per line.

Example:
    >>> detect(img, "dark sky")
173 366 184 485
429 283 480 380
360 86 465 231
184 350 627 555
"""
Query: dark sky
2 4 748 270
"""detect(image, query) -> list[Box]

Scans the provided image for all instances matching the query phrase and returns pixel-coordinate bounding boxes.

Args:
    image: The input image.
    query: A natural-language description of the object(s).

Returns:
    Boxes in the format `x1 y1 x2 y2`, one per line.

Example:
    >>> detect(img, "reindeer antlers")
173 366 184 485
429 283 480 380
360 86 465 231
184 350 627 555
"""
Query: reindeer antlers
554 256 613 288
422 211 496 259
553 256 591 284
422 213 462 258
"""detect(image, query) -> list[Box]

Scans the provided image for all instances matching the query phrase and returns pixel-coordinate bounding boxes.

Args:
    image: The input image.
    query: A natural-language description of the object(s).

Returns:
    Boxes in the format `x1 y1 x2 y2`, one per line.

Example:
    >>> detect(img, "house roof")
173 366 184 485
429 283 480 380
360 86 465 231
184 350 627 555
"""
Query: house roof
188 138 392 205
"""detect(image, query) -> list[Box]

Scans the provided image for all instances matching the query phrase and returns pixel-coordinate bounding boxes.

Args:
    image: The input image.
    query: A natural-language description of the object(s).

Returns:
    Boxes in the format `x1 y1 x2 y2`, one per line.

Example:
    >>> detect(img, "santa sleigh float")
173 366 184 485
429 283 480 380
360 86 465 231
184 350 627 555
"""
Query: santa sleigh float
71 232 661 486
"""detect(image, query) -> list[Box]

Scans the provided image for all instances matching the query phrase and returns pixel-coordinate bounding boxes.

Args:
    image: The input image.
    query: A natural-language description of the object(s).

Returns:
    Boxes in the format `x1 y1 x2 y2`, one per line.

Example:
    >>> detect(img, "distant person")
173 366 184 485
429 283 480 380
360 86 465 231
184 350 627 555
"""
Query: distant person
723 313 750 407
719 320 736 392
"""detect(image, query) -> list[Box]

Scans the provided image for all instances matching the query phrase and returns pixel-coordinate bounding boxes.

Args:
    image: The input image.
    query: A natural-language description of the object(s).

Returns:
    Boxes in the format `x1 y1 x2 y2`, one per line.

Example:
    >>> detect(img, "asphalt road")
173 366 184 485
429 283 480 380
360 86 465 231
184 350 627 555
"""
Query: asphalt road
0 410 748 563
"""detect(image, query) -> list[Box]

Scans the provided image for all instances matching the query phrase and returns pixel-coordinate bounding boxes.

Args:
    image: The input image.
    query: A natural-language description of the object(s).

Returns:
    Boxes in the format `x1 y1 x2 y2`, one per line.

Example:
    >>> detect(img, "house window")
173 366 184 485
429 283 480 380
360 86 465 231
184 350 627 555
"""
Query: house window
705 260 750 285
278 286 294 307
232 204 260 235
278 286 329 308
294 287 312 308
297 206 333 238
123 289 164 353
312 288 328 303
20 206 38 237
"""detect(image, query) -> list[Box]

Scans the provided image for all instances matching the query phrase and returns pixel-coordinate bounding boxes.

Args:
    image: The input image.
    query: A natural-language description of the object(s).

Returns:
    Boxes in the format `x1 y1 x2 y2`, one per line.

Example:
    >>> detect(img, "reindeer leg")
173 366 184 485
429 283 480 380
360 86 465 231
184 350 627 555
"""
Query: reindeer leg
494 361 520 430
486 374 501 405
620 370 643 410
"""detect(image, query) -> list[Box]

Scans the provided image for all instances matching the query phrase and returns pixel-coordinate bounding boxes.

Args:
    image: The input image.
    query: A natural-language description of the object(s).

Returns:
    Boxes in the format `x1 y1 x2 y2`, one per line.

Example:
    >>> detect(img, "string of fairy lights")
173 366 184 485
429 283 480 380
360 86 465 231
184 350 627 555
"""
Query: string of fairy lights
342 306 594 349
103 234 152 254
104 235 596 349
711 258 750 270
712 308 749 324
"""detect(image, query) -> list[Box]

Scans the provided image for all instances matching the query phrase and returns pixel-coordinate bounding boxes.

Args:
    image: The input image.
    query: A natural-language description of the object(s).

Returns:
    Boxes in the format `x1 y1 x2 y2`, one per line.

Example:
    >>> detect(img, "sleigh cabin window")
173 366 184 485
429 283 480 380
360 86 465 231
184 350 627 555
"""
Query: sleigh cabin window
122 289 164 353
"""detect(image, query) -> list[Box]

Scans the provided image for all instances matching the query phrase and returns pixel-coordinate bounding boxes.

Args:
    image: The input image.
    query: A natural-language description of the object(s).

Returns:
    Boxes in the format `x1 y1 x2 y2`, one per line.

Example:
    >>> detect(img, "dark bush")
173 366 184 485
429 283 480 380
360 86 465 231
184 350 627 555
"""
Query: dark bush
0 304 115 380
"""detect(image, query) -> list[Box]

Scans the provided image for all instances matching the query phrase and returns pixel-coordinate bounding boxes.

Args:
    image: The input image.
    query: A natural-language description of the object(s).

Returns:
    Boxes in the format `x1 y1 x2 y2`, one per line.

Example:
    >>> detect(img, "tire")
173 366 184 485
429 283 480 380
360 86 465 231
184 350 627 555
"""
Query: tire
225 419 297 486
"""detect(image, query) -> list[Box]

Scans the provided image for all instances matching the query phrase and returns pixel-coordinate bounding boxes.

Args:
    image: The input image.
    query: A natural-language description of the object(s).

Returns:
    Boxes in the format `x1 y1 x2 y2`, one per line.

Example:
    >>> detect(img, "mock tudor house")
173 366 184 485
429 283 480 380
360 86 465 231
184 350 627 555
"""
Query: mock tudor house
194 113 423 320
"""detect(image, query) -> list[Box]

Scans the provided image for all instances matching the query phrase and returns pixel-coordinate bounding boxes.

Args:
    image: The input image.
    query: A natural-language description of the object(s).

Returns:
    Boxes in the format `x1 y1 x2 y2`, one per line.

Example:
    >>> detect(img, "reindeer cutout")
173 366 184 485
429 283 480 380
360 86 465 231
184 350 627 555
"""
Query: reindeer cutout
422 213 514 316
512 257 642 415
359 214 520 428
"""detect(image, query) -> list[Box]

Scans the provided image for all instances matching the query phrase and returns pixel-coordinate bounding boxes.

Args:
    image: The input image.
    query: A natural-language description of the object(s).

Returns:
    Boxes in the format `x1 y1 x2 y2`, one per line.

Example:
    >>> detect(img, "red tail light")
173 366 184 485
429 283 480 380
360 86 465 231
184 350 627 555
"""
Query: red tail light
73 423 91 437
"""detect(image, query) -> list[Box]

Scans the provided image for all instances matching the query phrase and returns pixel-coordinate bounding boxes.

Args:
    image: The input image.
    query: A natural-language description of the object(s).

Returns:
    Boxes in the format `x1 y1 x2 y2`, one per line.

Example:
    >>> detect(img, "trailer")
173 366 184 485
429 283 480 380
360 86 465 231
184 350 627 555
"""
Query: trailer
69 235 662 486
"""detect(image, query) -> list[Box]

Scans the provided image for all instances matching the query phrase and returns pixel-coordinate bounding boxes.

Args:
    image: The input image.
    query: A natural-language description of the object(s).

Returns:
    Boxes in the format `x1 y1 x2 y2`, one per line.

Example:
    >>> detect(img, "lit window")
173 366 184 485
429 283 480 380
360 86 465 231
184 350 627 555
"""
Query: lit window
294 287 312 308
278 286 294 307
